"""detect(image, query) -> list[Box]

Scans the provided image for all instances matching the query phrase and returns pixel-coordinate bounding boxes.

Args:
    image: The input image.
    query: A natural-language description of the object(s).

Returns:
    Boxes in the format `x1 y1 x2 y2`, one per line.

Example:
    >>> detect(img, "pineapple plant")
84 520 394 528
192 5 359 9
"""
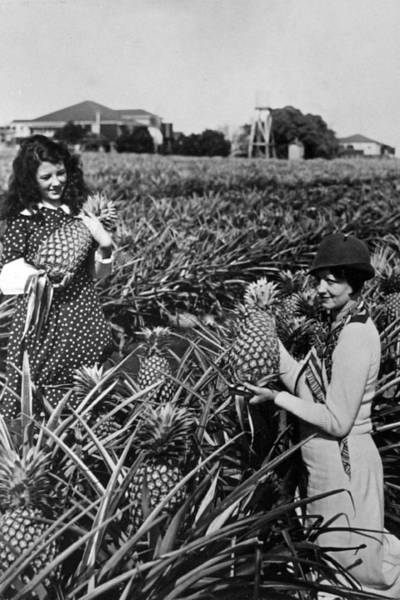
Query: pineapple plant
159 302 201 330
0 440 57 593
137 327 176 403
127 402 194 530
225 278 280 385
277 315 321 361
160 302 221 331
275 269 310 322
72 363 121 439
166 311 201 329
377 263 400 324
276 284 328 358
31 192 118 286
376 261 400 378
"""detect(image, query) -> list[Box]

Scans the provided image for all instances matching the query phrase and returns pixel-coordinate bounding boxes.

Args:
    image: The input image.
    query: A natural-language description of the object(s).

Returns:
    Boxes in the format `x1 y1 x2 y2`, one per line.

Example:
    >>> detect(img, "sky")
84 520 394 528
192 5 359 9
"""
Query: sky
0 0 399 153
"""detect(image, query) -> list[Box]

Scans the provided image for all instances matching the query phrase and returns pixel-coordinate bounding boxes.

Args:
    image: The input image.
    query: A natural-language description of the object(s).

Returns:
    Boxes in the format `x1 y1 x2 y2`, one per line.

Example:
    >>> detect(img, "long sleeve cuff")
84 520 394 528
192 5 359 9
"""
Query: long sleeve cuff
95 250 114 264
94 250 114 279
0 258 40 295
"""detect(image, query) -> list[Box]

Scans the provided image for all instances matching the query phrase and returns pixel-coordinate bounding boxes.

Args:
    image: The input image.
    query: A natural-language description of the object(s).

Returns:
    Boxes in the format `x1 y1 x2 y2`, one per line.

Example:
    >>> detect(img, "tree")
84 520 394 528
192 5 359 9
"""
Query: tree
197 129 231 156
80 133 110 152
271 106 338 159
54 121 86 145
173 129 231 157
115 126 154 153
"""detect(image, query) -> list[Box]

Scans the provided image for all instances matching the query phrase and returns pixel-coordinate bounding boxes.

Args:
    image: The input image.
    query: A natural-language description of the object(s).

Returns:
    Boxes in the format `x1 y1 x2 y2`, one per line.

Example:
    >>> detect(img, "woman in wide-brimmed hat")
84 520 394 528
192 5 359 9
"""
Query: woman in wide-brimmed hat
245 232 400 596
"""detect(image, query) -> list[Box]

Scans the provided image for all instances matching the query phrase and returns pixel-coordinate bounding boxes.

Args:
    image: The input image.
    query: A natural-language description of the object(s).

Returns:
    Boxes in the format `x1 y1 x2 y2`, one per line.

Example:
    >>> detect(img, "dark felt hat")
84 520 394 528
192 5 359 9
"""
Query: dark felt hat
310 233 375 280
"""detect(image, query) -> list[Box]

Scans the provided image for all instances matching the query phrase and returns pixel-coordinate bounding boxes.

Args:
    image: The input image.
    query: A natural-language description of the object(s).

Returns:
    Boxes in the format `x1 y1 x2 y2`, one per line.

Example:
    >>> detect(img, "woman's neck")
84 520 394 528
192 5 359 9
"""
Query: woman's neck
331 297 360 323
40 199 63 210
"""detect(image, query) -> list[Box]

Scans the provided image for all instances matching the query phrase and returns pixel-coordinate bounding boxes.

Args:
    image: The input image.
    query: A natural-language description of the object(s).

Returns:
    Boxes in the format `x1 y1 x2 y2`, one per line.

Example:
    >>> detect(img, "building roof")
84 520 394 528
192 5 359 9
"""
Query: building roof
116 109 154 118
32 100 119 123
26 100 159 124
338 134 381 145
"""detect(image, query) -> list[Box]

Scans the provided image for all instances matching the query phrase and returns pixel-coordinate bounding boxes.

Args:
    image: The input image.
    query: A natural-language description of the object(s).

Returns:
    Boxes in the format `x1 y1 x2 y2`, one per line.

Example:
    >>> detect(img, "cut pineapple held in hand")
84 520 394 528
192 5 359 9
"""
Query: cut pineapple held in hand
226 278 280 386
32 192 118 286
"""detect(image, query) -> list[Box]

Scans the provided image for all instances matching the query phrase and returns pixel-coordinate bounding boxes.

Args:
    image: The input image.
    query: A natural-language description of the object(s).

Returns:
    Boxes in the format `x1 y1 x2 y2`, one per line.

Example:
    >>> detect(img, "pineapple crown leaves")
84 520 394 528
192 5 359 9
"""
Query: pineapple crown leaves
81 192 119 230
135 403 195 465
0 445 52 511
281 287 324 320
73 364 107 401
139 326 173 356
378 263 400 295
370 243 397 277
276 269 309 295
243 278 280 311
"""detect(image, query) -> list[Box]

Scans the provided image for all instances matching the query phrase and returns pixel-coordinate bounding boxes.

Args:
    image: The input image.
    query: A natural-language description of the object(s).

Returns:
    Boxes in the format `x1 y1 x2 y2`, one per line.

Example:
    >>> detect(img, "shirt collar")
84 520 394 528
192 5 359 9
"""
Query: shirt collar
20 203 71 216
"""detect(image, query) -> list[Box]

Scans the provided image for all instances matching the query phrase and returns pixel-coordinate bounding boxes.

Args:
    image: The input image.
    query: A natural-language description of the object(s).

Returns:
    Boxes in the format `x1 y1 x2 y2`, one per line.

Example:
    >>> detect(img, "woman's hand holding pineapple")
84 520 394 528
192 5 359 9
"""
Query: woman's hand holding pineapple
80 212 113 258
243 381 279 404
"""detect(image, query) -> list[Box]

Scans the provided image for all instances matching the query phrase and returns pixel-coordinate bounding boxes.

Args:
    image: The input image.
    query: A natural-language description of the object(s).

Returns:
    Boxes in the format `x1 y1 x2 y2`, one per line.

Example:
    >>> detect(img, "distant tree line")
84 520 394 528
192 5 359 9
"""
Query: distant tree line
170 130 231 157
55 106 338 159
234 106 338 159
55 122 231 156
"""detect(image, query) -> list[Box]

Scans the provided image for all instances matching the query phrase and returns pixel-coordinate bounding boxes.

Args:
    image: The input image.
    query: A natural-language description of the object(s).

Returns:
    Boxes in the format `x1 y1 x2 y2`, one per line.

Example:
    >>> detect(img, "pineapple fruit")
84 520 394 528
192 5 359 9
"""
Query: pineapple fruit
0 444 57 591
166 311 201 329
376 262 400 377
226 278 280 385
138 327 176 403
127 402 194 530
31 192 118 286
378 263 400 324
160 302 220 331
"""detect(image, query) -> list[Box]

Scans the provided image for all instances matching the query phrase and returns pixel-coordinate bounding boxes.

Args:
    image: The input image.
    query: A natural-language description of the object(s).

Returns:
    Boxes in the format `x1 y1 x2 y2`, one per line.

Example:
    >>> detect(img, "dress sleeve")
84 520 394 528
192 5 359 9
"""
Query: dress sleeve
275 323 373 437
0 218 39 295
1 218 30 265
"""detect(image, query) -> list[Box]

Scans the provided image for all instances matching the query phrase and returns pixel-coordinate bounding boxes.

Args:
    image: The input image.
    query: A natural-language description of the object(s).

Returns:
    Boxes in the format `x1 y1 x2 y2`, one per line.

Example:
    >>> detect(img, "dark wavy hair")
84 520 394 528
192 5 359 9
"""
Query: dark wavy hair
0 135 92 219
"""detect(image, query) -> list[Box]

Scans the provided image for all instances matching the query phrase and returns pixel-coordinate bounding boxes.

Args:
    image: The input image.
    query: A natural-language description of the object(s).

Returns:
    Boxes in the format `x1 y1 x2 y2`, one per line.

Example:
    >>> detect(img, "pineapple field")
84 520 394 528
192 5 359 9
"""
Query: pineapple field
0 148 400 599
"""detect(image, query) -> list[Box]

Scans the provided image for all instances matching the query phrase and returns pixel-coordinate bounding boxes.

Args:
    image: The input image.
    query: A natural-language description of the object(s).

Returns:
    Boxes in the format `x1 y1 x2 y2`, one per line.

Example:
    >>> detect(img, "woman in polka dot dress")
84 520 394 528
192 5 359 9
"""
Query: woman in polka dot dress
0 135 114 420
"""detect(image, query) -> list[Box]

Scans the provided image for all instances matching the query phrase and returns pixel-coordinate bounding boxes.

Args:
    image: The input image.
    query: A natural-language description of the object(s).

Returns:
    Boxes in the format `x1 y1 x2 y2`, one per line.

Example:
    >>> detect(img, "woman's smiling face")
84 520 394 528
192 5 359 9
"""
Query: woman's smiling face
314 268 354 315
35 161 67 206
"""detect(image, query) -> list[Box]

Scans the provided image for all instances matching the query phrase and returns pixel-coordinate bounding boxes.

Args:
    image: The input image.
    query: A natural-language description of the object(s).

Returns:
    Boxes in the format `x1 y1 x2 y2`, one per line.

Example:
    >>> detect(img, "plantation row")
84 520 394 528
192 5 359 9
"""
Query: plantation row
77 153 400 336
0 151 399 598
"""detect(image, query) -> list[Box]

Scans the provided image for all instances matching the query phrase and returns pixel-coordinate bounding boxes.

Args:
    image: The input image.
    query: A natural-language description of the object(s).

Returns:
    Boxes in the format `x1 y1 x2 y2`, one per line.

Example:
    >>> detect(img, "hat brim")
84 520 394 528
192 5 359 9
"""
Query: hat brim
309 262 375 280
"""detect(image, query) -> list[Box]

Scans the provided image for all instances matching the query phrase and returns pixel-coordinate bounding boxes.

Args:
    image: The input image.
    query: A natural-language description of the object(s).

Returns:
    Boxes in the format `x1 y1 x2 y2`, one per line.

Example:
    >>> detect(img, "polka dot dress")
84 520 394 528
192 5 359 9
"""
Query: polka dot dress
0 207 114 419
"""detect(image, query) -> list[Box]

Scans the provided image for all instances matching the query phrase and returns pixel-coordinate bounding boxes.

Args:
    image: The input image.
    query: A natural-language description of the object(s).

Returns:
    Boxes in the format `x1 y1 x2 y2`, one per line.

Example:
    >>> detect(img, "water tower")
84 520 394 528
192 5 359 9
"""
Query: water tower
248 90 274 158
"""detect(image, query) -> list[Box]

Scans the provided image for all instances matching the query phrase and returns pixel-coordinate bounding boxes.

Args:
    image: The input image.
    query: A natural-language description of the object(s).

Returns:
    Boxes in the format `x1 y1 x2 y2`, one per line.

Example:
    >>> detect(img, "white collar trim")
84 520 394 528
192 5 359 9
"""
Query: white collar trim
20 203 71 216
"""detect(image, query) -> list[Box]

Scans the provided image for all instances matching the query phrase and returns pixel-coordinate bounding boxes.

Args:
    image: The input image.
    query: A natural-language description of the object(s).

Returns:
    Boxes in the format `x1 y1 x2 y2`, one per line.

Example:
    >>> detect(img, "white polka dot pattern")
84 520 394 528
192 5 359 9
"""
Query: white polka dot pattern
0 207 113 419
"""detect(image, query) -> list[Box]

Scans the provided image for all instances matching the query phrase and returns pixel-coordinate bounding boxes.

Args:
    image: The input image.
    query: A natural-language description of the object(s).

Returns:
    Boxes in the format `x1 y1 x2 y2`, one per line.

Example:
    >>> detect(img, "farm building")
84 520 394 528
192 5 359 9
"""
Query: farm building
288 138 305 160
10 100 163 146
0 126 14 146
338 134 395 157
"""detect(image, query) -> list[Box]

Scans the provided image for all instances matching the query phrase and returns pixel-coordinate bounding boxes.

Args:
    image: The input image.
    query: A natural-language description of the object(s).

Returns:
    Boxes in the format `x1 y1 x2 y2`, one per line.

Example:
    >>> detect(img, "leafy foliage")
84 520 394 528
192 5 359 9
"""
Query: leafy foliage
0 152 399 597
172 129 231 157
271 106 339 159
115 127 155 154
54 121 87 145
81 133 111 153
